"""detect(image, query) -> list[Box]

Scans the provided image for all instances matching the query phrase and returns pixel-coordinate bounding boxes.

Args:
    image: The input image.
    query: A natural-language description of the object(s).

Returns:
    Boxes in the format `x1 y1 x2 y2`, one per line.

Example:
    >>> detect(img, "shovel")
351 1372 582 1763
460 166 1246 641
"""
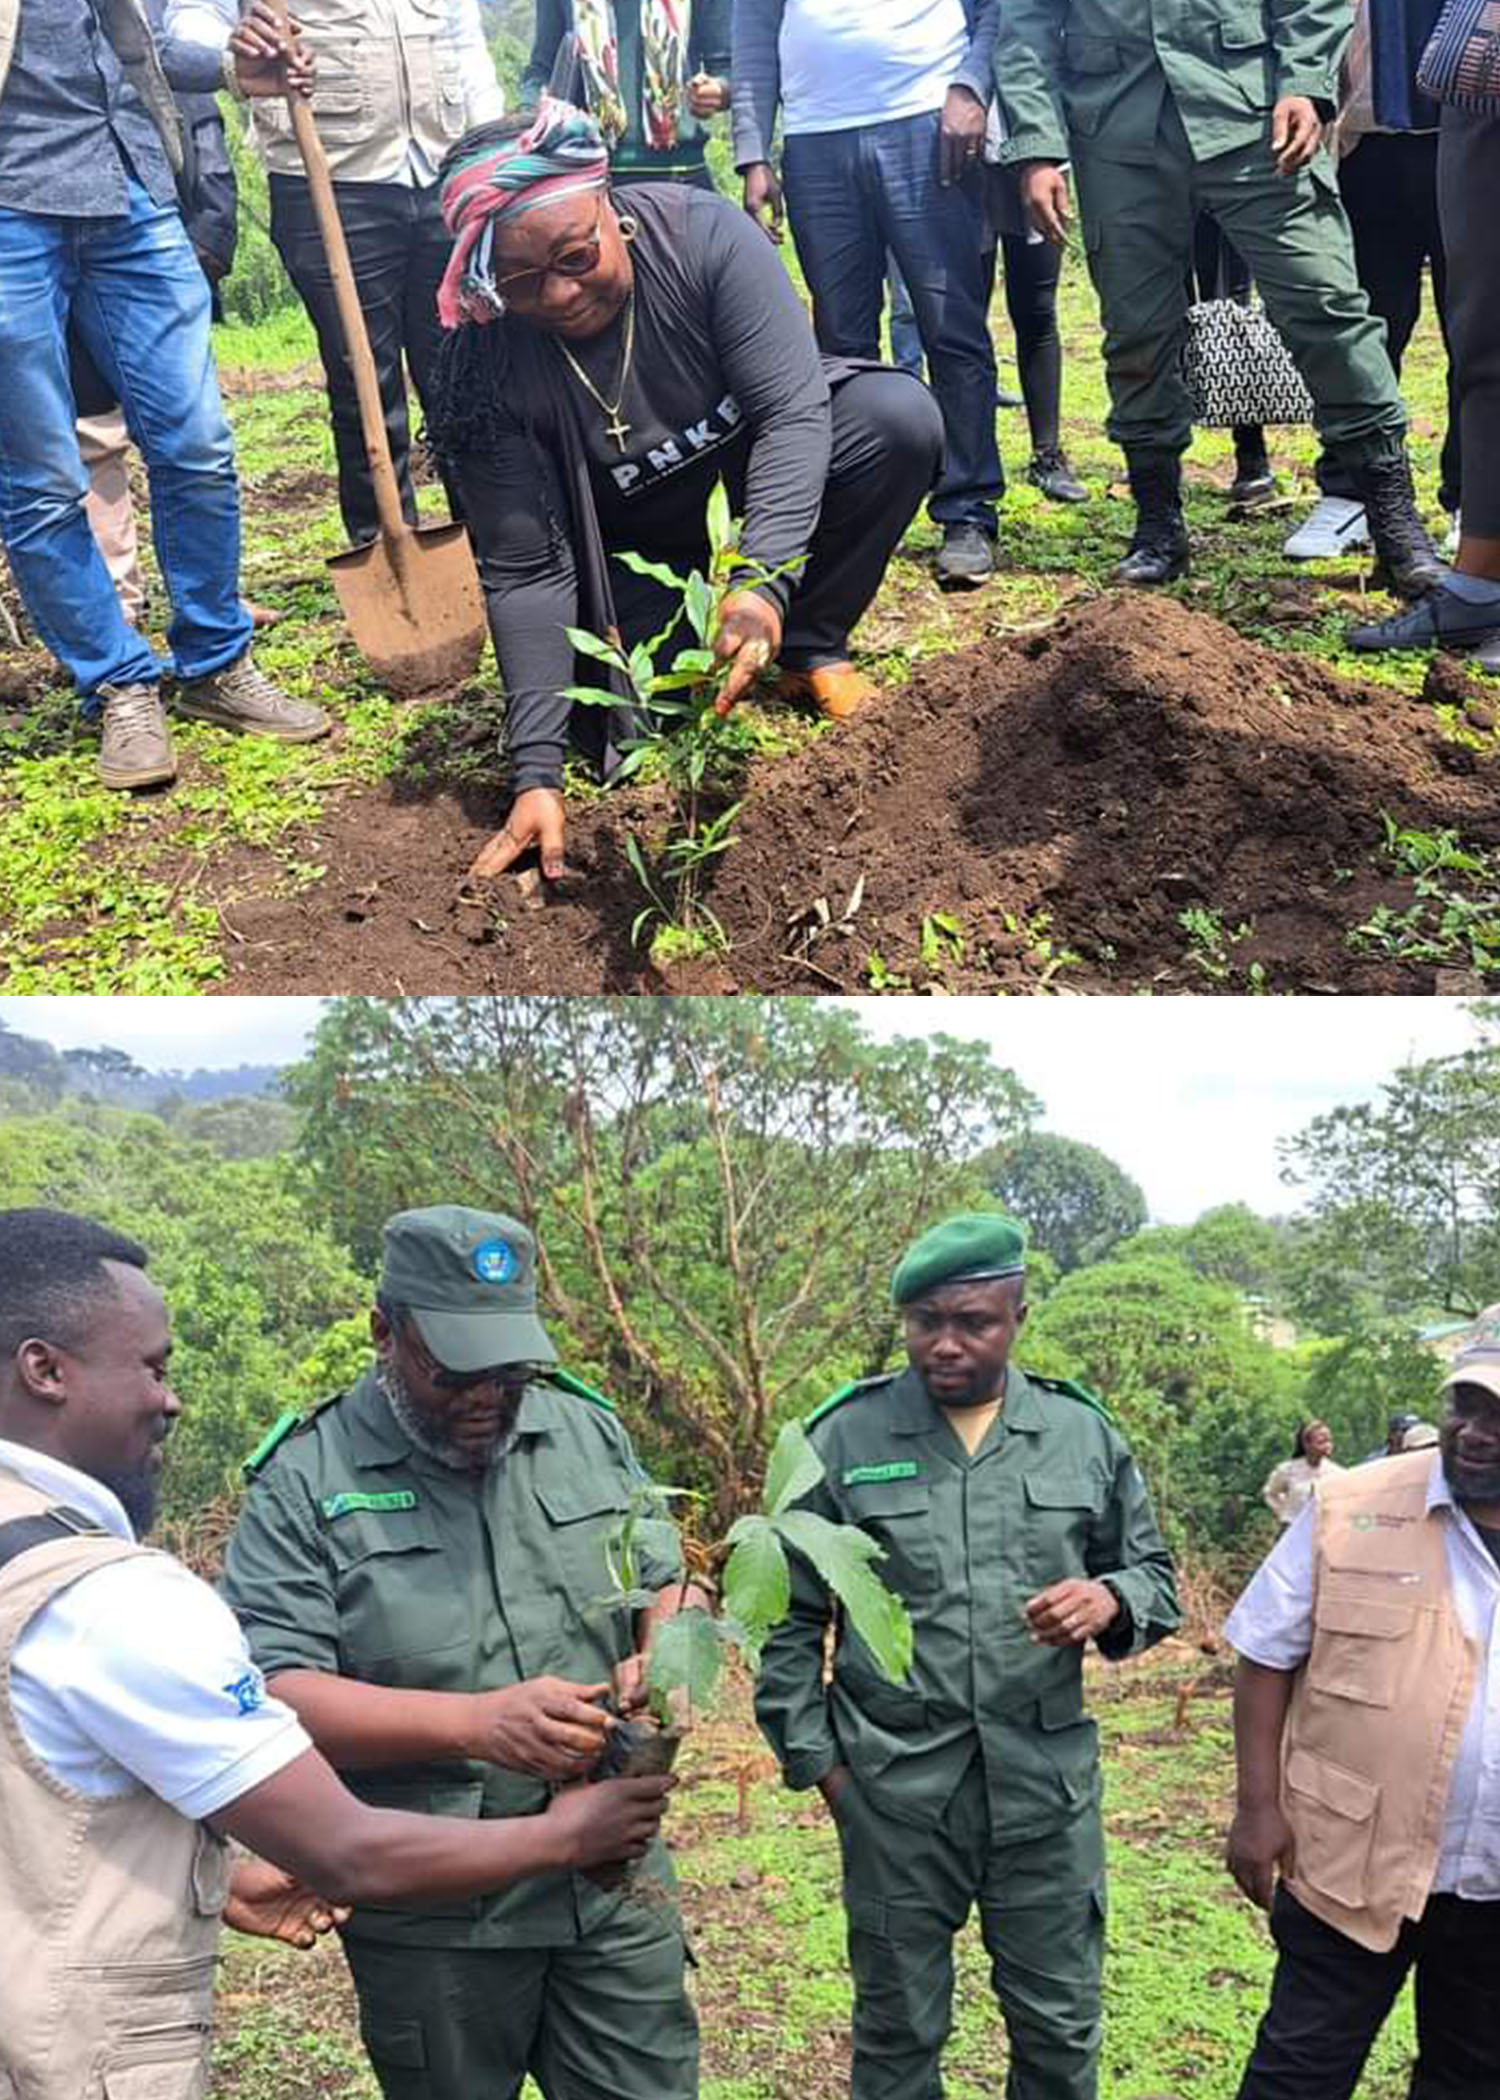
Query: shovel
270 3 486 696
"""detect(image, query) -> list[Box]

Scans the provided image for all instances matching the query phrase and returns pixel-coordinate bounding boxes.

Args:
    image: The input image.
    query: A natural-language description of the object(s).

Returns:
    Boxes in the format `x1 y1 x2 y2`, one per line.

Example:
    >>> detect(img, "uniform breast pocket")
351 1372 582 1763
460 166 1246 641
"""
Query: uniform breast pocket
1307 1595 1412 1708
844 1480 940 1596
332 1516 469 1680
1218 18 1276 108
1023 1474 1101 1576
533 1481 632 1615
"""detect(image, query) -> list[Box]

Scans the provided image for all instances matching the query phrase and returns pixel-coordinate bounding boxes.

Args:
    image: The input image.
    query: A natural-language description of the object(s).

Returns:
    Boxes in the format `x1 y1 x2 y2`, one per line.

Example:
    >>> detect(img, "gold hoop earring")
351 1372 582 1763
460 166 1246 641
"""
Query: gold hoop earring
617 212 639 242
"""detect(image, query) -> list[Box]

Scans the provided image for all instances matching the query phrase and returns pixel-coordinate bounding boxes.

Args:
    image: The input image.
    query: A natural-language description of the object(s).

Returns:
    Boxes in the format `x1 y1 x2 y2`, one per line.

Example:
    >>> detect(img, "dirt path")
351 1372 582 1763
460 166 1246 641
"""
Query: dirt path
213 594 1500 996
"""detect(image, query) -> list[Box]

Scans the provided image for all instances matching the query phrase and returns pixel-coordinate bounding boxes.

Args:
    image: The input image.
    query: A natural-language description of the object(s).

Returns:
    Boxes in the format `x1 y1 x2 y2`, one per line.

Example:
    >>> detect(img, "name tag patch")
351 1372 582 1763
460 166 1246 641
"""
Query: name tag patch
321 1490 419 1520
843 1462 921 1486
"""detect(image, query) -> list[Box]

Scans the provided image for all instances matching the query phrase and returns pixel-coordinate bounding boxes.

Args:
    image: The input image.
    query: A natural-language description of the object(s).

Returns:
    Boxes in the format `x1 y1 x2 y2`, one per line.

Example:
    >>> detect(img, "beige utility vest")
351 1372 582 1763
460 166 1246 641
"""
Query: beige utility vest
0 1471 228 2100
1281 1451 1477 1952
250 0 478 183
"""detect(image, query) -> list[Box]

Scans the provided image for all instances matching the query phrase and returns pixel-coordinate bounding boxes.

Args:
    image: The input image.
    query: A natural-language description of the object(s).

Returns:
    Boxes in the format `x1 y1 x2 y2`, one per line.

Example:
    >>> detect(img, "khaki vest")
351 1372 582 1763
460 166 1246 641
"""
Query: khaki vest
0 0 184 172
250 0 488 184
1281 1451 1477 1952
0 1471 228 2100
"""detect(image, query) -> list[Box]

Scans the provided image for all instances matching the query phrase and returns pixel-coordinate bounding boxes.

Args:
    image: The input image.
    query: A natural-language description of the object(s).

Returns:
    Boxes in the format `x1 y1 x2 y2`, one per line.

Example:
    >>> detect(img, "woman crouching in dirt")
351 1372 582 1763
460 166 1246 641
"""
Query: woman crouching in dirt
425 101 943 884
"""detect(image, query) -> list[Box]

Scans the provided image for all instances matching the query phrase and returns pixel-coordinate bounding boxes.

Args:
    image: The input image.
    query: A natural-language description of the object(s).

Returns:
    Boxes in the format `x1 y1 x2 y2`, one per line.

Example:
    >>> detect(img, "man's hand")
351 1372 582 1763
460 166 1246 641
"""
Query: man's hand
1226 1801 1296 1910
742 162 785 244
1270 96 1322 175
939 85 987 187
543 1774 675 1869
1019 162 1071 244
464 1677 614 1779
712 591 782 715
467 786 568 884
688 72 731 117
223 1857 350 1948
231 1 316 98
1023 1577 1120 1646
817 1763 853 1813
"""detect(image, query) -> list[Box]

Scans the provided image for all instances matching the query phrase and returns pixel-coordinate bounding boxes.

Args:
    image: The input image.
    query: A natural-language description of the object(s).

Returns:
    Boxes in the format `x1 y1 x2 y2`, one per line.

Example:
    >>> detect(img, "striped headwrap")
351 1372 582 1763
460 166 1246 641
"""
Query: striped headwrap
437 99 612 330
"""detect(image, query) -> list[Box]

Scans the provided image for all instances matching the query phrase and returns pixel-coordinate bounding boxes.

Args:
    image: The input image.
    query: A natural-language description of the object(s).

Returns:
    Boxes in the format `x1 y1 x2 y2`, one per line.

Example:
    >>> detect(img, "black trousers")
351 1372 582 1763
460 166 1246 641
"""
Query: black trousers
1189 214 1267 471
1438 107 1500 538
1319 132 1460 511
979 232 1064 454
1236 1886 1500 2100
269 172 460 545
610 367 943 677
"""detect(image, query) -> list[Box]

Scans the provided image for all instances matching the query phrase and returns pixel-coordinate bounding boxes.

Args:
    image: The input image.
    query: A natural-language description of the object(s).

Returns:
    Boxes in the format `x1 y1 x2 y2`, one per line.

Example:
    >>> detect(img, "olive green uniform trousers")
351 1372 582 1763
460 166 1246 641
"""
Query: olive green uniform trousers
1071 98 1405 462
837 1761 1105 2100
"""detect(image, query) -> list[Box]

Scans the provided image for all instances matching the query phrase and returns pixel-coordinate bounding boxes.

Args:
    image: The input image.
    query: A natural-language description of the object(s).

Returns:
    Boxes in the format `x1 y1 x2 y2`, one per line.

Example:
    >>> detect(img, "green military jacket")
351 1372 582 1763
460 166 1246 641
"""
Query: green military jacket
995 0 1350 167
754 1365 1180 1841
221 1367 681 1950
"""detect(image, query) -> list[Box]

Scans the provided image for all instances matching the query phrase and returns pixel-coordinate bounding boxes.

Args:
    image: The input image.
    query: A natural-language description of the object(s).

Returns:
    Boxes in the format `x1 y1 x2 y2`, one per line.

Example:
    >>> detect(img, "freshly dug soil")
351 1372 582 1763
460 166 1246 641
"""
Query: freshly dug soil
216 593 1500 995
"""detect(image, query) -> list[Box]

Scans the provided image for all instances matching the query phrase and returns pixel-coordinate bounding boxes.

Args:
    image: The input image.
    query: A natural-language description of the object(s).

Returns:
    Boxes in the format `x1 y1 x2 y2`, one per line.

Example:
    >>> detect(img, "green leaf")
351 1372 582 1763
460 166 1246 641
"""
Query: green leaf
646 1605 723 1715
559 684 626 711
772 1508 914 1685
706 480 733 561
629 643 656 697
720 1514 790 1658
564 627 627 669
634 1515 687 1581
762 1418 826 1516
685 572 716 646
616 549 691 592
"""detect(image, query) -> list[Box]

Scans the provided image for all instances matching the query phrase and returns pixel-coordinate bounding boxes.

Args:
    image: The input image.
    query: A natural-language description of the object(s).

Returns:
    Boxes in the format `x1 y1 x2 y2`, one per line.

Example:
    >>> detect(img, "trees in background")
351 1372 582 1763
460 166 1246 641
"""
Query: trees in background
981 1132 1146 1274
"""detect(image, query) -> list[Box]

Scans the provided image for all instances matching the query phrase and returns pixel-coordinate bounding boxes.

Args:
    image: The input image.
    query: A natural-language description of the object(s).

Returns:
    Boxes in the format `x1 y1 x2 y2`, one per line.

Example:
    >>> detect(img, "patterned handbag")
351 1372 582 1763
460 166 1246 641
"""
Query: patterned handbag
1181 298 1316 429
1417 0 1500 109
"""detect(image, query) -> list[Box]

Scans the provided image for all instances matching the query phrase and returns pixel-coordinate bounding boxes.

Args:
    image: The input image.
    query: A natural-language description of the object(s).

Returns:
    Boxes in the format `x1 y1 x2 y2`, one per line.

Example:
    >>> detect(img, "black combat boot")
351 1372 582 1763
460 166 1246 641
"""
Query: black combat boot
1116 451 1190 585
1347 448 1447 599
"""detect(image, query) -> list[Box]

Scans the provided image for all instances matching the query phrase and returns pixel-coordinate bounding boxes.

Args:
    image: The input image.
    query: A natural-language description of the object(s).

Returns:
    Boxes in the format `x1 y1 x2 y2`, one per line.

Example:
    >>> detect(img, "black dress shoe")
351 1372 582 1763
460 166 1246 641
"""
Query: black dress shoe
935 523 998 589
1348 581 1500 653
1028 447 1089 503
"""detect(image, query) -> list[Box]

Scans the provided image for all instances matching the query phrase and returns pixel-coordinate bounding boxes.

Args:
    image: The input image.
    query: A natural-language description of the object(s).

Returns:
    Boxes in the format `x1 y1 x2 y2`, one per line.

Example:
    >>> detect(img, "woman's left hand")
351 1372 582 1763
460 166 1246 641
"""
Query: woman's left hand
688 73 731 117
712 592 782 715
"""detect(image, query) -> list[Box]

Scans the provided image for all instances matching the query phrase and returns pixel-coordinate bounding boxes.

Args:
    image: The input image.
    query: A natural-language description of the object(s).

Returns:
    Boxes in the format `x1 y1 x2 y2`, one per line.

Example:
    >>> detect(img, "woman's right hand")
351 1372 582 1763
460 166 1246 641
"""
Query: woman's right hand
467 787 568 883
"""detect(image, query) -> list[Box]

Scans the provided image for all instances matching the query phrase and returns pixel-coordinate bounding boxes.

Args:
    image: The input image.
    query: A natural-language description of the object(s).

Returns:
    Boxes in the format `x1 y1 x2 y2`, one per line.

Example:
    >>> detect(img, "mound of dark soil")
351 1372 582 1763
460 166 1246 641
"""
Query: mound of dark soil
216 593 1500 995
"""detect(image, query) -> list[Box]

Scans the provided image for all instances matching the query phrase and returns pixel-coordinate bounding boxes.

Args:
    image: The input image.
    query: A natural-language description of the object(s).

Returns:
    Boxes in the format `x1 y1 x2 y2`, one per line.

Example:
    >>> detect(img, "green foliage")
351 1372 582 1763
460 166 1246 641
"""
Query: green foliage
1348 817 1500 977
1124 1203 1289 1297
218 99 296 327
981 1131 1147 1274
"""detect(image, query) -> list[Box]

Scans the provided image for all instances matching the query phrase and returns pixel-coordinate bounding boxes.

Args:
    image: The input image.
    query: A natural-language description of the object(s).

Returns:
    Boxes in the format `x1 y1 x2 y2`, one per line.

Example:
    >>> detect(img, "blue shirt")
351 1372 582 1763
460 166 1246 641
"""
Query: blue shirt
0 0 176 217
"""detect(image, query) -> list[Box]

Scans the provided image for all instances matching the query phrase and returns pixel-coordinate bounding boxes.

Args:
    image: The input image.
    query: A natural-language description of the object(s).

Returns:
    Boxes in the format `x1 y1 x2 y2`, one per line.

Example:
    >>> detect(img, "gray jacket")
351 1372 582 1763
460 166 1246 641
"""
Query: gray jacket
731 0 998 170
0 0 183 169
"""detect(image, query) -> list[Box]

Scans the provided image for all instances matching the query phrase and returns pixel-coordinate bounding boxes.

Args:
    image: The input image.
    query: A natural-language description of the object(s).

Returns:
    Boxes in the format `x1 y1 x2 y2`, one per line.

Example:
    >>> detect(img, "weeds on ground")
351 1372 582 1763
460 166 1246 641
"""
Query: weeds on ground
1348 814 1500 976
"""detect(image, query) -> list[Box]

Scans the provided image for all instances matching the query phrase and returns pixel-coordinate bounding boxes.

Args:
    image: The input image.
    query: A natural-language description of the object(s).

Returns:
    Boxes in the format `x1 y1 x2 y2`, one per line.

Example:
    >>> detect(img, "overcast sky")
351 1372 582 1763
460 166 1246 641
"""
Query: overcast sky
1 996 1482 1224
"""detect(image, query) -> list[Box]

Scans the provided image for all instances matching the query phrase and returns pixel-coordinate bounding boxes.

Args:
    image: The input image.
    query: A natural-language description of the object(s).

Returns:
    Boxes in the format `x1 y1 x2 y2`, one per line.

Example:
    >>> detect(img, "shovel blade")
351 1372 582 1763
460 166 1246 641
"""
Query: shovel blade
328 520 487 697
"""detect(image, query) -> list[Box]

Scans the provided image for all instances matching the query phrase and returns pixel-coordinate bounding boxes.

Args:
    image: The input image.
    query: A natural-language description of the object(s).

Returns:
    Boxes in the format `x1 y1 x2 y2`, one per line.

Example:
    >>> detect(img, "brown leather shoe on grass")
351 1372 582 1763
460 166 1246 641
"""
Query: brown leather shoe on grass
773 664 876 720
97 680 177 791
174 649 330 742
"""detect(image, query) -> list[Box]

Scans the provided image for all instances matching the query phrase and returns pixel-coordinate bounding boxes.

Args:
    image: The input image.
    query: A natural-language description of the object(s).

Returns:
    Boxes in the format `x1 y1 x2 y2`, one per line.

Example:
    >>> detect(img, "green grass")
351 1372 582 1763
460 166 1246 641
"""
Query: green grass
208 1663 1416 2100
0 198 1470 990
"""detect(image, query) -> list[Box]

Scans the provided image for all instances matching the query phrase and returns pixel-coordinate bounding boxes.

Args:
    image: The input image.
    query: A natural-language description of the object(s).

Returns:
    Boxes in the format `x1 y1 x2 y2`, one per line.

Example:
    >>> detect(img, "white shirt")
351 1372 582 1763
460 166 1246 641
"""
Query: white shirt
164 0 505 184
778 0 970 136
2 1441 309 1819
1225 1458 1500 1899
1262 1454 1345 1527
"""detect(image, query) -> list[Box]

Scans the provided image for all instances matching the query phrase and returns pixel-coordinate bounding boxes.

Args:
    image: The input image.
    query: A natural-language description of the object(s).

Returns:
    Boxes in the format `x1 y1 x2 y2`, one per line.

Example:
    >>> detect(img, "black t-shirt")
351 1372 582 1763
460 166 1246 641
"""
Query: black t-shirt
455 184 833 793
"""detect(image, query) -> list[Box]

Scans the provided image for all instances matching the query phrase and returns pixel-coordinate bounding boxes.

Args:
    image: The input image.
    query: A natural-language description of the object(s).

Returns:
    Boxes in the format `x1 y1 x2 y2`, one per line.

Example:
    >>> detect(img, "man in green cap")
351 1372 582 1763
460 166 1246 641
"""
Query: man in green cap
755 1211 1180 2100
221 1206 702 2100
991 0 1445 598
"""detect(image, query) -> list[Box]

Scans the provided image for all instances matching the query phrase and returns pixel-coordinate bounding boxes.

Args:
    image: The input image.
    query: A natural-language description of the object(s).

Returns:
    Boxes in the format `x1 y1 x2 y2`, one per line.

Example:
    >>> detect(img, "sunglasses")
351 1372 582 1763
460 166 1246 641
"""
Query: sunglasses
399 1319 530 1394
491 206 607 309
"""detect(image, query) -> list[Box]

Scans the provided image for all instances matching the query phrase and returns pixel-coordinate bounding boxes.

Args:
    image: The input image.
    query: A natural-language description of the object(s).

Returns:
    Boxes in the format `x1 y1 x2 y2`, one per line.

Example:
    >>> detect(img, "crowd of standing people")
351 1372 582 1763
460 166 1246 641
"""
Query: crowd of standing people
0 0 1495 871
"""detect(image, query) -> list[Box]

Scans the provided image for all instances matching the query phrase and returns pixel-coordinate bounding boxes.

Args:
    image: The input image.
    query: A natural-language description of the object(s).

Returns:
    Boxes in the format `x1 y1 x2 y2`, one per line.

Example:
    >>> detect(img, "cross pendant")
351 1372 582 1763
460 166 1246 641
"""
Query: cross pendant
606 411 631 452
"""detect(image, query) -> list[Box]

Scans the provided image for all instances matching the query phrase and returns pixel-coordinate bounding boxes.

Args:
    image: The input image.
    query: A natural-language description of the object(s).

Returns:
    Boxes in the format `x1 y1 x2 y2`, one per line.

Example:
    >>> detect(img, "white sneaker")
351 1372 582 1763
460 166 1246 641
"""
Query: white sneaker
1283 496 1371 560
1445 509 1462 558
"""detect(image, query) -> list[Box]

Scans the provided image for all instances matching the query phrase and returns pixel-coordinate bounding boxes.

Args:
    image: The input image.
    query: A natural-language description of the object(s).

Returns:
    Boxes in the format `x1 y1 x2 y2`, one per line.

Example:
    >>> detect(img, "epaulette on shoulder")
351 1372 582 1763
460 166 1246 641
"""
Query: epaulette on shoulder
805 1373 896 1430
541 1366 618 1414
241 1392 345 1478
1026 1372 1115 1426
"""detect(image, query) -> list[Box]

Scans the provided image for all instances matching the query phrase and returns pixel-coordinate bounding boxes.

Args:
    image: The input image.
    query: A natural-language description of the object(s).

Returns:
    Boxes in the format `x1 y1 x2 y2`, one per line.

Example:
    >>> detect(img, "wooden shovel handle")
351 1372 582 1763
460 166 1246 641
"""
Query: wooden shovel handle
265 0 408 548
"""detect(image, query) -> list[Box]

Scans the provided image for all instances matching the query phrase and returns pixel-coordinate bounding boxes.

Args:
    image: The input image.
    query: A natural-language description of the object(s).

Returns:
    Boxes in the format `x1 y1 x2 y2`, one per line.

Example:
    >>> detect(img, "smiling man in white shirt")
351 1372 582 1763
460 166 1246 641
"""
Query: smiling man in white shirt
1221 1311 1500 2100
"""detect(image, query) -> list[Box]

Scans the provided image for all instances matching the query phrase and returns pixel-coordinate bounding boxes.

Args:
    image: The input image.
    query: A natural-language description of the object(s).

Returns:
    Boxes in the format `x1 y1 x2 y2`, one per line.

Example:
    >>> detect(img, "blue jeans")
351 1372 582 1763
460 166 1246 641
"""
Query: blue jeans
886 254 926 381
0 177 251 708
783 110 1002 533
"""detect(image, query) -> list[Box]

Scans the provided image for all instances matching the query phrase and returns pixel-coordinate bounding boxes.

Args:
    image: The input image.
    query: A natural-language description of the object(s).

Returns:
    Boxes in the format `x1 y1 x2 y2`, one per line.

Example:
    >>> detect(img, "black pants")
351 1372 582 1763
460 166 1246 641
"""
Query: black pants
1190 214 1269 472
269 172 460 545
1438 107 1500 537
612 367 943 672
1236 1886 1500 2100
979 232 1064 454
1318 132 1460 511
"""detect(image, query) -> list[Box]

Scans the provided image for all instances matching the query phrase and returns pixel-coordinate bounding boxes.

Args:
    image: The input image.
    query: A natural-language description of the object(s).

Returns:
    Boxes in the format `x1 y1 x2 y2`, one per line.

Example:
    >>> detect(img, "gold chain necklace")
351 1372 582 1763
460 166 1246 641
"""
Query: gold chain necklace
557 292 637 453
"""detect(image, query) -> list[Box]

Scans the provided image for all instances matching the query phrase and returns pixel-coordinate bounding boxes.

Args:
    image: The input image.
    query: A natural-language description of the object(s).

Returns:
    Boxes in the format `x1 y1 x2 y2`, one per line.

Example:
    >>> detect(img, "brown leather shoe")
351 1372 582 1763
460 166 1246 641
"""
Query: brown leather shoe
774 663 875 720
97 681 177 790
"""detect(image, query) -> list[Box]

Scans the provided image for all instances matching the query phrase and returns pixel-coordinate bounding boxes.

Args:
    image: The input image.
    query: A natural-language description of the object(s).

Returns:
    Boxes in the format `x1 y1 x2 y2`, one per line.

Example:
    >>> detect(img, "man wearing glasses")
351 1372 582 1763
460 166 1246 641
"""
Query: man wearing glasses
221 1205 702 2100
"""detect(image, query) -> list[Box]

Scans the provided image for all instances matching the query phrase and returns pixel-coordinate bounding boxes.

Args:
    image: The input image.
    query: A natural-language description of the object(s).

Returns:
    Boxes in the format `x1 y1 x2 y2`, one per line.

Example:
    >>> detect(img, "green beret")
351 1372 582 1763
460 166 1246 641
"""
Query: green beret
892 1213 1027 1307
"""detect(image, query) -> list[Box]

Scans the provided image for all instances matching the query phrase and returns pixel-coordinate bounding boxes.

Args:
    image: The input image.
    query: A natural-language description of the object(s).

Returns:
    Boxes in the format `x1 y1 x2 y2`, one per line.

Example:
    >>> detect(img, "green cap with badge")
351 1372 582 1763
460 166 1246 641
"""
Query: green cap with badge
891 1212 1027 1307
380 1206 558 1373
